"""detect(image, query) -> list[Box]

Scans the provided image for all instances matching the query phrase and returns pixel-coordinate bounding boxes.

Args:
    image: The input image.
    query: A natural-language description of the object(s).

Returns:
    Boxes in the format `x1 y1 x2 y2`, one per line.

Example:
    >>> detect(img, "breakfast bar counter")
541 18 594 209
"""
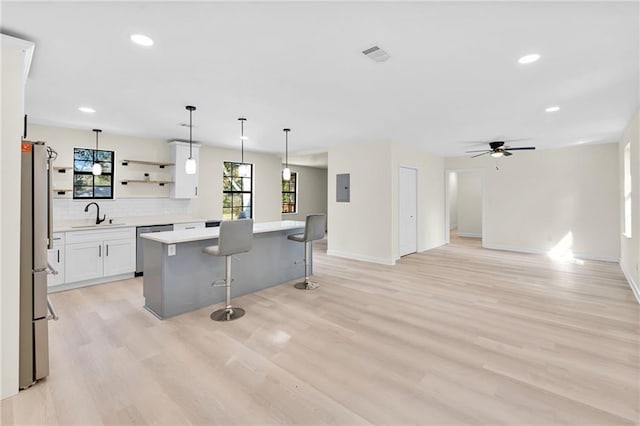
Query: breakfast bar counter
140 220 307 319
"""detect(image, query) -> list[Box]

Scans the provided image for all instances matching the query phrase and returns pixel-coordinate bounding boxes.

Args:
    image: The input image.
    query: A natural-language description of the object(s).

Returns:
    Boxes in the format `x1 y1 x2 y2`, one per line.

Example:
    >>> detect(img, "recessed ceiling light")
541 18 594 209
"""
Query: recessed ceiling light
518 53 541 64
78 106 96 113
545 106 560 112
130 34 154 47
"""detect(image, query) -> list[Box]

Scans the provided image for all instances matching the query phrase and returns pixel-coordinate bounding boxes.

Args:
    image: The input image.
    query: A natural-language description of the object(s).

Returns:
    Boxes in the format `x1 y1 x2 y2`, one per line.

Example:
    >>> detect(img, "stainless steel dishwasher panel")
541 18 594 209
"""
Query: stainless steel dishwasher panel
136 224 173 276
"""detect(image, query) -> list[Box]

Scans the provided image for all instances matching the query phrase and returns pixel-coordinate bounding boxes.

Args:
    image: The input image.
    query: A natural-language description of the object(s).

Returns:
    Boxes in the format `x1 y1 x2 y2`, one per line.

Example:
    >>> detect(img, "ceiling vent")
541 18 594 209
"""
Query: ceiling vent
362 45 391 63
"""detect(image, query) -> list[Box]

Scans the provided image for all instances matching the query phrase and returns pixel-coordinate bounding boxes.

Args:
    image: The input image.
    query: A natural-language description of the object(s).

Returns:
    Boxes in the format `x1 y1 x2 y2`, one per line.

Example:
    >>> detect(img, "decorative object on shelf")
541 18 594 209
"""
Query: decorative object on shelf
92 129 103 176
238 117 250 177
184 106 197 175
282 128 291 181
121 159 175 168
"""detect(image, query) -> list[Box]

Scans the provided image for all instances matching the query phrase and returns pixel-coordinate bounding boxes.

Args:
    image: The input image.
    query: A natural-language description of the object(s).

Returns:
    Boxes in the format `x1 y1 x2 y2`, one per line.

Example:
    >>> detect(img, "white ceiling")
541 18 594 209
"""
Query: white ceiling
2 1 638 158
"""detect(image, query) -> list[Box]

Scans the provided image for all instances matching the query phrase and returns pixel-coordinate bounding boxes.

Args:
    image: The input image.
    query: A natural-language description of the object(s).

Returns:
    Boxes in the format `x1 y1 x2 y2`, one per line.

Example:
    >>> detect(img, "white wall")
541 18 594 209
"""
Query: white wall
280 165 328 222
1 36 31 399
328 141 394 264
619 110 640 302
446 143 620 261
456 171 482 238
194 146 282 222
26 124 283 223
448 172 458 229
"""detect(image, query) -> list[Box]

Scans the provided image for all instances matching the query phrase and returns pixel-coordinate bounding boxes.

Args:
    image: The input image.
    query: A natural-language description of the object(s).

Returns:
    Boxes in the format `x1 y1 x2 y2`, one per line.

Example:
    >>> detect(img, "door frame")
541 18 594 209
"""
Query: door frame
444 168 485 245
398 165 419 257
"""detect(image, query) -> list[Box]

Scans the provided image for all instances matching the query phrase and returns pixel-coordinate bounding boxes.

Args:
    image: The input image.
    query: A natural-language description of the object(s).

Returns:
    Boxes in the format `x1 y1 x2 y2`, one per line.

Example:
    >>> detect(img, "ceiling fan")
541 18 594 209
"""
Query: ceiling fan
465 140 536 158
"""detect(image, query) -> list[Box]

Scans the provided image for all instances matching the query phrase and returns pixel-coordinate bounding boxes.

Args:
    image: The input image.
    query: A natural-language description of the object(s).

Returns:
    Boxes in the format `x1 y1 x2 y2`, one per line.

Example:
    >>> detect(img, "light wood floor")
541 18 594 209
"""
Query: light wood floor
3 236 639 425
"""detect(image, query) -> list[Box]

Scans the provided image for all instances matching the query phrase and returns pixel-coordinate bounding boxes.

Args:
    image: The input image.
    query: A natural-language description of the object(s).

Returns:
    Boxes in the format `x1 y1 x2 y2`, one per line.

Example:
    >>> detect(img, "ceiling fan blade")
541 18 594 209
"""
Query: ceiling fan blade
505 147 536 151
502 150 513 156
471 152 490 158
465 149 491 153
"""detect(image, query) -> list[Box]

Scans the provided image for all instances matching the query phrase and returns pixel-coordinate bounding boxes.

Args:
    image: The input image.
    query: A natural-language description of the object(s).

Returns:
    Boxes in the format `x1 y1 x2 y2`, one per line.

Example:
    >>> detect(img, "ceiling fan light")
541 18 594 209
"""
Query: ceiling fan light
92 163 102 176
282 167 291 181
185 157 197 175
518 53 541 64
491 151 504 158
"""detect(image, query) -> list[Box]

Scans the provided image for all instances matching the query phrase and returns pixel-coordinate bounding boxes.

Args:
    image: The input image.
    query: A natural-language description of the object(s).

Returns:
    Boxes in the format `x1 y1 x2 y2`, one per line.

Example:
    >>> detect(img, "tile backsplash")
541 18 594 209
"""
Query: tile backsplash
54 198 192 221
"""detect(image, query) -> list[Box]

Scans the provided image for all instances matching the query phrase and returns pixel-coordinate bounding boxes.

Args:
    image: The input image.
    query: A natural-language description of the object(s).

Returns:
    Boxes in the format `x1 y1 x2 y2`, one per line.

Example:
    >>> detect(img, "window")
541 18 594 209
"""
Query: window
282 172 297 213
73 148 114 199
624 143 632 238
223 162 253 220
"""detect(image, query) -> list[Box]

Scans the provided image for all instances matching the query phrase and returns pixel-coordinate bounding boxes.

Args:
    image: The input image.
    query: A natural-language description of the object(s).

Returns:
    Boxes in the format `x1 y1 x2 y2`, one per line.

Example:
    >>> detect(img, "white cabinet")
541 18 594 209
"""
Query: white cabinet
47 233 65 287
65 241 103 283
103 238 135 276
173 221 205 231
169 141 200 199
65 227 136 284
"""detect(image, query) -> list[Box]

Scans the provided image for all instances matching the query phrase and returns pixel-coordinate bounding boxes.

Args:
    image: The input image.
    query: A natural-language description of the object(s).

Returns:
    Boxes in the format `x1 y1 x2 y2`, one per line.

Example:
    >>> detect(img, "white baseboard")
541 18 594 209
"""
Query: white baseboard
482 243 619 263
326 250 395 266
620 261 640 304
456 232 481 238
48 273 135 293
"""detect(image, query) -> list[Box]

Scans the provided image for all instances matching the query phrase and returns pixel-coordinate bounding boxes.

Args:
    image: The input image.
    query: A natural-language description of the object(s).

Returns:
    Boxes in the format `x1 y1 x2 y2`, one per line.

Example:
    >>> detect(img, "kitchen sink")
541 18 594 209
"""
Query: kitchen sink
70 222 126 229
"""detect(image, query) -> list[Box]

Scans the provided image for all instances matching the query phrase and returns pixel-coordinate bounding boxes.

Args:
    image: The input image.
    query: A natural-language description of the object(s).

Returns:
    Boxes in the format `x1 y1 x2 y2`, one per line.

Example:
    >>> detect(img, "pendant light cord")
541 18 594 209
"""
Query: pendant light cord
241 119 244 163
189 108 193 159
284 128 290 168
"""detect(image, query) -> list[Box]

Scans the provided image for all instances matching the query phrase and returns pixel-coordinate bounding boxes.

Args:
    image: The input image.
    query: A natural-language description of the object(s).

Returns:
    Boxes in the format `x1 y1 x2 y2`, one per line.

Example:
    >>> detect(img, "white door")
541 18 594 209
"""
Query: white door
65 241 103 283
103 238 136 276
399 167 418 256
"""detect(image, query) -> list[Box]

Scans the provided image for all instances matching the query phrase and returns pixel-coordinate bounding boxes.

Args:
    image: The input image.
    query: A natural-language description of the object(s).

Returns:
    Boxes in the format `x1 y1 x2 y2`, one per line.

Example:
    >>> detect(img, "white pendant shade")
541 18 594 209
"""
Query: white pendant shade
185 157 197 175
282 167 291 181
92 162 102 176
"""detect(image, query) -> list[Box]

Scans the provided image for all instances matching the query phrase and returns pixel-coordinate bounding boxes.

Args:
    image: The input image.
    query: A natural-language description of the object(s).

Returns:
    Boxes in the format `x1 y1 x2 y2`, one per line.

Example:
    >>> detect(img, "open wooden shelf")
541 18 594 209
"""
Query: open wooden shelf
121 159 175 168
120 180 174 186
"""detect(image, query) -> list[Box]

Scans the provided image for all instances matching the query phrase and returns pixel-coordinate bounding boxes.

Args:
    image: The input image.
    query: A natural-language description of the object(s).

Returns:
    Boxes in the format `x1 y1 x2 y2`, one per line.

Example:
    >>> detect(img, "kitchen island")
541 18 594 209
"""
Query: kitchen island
140 220 307 319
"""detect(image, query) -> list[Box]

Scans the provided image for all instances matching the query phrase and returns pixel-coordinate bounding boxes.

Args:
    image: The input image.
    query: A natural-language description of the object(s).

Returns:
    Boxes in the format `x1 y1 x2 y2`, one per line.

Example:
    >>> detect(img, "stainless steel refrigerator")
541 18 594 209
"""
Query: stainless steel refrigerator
19 140 58 389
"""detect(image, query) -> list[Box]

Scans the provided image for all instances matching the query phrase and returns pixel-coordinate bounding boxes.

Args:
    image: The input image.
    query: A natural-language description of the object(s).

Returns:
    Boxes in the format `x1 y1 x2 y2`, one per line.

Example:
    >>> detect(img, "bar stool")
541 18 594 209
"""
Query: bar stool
202 218 253 321
288 213 326 290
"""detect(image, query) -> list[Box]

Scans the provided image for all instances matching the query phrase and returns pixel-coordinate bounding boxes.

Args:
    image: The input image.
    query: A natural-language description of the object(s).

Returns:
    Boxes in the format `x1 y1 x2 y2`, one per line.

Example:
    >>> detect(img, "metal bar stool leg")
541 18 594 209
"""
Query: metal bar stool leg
294 241 319 290
211 255 246 321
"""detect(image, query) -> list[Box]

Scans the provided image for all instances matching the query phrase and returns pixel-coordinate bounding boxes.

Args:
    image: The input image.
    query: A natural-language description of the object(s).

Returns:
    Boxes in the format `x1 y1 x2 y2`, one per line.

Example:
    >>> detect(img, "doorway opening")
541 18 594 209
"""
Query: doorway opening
445 169 484 244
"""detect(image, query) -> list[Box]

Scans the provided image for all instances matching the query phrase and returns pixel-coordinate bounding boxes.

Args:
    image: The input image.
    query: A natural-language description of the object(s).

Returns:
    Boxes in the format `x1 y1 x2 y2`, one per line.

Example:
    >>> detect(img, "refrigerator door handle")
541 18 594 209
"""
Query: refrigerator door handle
45 262 58 276
46 297 59 321
47 150 53 250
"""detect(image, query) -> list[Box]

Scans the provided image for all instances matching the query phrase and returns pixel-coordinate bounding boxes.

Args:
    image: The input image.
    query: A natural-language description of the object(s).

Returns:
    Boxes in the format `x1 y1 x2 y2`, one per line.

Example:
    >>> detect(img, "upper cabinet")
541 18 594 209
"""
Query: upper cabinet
169 141 200 199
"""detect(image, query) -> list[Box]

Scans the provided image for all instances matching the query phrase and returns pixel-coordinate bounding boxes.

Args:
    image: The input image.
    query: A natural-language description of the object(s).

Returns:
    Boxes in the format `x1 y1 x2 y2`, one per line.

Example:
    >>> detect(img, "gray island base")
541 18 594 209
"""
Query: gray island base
141 221 309 319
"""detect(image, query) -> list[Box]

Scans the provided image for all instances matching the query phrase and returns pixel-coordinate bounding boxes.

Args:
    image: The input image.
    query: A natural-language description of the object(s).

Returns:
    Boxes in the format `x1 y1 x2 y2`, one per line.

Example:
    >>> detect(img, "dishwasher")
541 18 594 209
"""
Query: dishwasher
135 224 173 276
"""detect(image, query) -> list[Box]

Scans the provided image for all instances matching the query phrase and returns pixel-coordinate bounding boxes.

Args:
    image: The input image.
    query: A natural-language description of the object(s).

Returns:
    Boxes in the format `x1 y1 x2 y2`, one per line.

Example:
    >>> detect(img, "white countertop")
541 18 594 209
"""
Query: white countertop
140 220 305 244
54 215 218 233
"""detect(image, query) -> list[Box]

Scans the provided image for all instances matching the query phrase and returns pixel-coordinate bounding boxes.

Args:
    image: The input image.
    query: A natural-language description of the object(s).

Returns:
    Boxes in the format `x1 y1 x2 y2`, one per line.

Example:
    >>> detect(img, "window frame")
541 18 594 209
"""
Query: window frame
222 161 254 220
72 147 115 200
282 171 298 214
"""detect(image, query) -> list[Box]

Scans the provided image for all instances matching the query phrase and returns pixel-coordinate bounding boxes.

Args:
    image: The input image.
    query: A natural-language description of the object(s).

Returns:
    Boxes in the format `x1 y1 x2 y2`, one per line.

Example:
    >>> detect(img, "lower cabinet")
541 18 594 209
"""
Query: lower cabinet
47 233 66 287
65 227 136 284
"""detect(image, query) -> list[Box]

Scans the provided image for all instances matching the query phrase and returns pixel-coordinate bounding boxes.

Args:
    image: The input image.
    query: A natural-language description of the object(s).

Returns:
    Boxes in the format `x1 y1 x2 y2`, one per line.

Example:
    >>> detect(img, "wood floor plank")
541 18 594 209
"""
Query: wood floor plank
2 233 638 425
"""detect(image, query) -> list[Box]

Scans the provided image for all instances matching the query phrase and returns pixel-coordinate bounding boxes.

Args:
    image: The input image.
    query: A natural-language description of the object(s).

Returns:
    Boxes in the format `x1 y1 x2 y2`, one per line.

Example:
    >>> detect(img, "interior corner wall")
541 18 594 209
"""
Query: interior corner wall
391 142 446 260
327 141 394 264
194 146 282 223
1 42 26 400
280 165 328 222
456 171 482 238
445 143 619 261
448 172 458 229
619 109 640 303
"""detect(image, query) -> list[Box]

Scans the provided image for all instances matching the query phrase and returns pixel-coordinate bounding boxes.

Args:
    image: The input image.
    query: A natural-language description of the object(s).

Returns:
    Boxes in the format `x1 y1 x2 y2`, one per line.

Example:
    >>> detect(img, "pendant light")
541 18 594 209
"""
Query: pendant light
184 105 197 175
91 129 103 176
238 118 249 177
282 128 291 181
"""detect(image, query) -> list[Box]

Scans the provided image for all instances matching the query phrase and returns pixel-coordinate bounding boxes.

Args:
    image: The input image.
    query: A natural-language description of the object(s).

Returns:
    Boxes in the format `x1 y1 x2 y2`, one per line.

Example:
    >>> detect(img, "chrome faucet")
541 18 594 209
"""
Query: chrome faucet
84 202 106 225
